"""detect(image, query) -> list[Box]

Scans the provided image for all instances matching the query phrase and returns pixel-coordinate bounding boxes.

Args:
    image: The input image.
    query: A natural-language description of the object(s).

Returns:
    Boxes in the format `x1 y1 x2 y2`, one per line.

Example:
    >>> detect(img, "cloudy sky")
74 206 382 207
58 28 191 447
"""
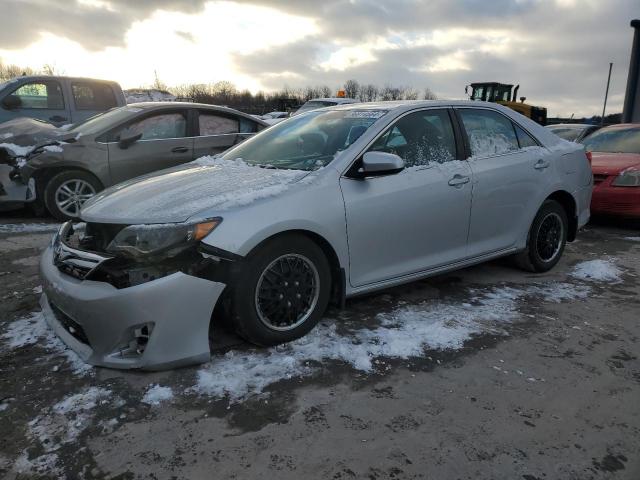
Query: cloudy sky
1 0 638 116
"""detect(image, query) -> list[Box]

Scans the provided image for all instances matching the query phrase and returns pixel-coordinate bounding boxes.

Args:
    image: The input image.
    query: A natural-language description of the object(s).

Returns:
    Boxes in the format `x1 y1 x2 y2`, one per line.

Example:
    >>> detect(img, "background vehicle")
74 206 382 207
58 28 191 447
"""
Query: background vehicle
260 111 289 125
583 123 640 218
39 101 591 370
466 82 547 125
292 97 359 116
2 102 267 220
0 76 126 127
546 123 600 142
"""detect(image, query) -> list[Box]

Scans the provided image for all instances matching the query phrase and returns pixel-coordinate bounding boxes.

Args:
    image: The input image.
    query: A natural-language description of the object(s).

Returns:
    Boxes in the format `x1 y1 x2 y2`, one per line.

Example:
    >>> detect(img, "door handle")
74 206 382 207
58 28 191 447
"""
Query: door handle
448 174 470 187
534 159 550 170
171 146 189 153
49 115 67 123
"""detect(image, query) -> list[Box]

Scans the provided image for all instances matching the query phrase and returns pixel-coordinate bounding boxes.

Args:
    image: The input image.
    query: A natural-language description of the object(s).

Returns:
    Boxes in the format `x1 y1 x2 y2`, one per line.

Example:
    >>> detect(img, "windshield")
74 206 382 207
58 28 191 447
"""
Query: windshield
581 127 640 154
68 106 142 136
548 126 584 142
221 109 387 171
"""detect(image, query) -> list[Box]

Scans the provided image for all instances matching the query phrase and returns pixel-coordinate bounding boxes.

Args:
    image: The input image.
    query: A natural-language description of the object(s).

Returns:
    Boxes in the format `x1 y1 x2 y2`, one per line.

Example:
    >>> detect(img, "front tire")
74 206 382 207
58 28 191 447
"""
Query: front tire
515 199 568 273
230 234 331 346
44 170 102 221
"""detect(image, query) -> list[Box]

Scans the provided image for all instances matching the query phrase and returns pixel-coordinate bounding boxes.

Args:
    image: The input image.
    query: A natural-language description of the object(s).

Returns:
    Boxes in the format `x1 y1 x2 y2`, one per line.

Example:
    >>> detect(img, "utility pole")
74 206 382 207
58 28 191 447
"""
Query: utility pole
601 62 613 126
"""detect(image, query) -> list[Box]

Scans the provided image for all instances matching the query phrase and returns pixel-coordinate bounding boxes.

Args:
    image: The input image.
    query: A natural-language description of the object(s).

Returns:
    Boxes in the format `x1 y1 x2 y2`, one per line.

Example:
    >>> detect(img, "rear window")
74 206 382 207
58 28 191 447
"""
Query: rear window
582 127 640 154
72 82 118 110
549 127 583 142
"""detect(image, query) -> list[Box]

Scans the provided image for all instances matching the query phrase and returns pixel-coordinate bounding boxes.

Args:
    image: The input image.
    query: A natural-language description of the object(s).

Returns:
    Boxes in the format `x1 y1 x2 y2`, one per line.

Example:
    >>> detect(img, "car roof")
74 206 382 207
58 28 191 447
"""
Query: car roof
324 99 512 112
547 124 594 129
598 123 640 130
125 102 268 125
11 75 120 85
306 98 359 104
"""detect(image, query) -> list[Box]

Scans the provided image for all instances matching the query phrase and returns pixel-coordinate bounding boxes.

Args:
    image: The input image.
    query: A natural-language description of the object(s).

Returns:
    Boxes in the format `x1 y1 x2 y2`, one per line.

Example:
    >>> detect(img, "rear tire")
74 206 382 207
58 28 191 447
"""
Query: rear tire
44 170 102 221
514 199 568 273
230 234 331 346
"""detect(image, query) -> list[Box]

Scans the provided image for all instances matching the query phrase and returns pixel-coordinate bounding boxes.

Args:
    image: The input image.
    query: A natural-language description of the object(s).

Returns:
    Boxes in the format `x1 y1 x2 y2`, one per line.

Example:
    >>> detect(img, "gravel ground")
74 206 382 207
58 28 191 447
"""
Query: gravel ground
0 215 638 480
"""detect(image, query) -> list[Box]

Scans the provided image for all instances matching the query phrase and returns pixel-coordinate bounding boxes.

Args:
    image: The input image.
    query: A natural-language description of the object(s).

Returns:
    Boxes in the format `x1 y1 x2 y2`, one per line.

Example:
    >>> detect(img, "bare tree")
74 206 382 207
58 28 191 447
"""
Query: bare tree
358 84 379 102
403 87 419 100
320 85 332 98
343 79 359 99
422 88 438 100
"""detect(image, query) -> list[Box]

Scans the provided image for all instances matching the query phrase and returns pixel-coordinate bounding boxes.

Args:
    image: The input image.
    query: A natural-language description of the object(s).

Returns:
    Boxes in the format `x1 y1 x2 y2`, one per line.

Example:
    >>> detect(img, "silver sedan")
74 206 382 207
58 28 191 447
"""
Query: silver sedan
39 100 592 370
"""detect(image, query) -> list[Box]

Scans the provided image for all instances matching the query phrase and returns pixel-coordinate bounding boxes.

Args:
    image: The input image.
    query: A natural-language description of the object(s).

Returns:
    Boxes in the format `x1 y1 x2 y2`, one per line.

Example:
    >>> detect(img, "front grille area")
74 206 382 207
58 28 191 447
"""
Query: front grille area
49 301 91 346
54 222 112 280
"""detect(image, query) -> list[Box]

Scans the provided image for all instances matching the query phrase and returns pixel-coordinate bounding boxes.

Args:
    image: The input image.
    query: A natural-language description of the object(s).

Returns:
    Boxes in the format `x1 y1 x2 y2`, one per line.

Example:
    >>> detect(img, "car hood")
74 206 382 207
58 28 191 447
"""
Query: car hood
590 152 640 175
0 117 69 146
81 157 311 224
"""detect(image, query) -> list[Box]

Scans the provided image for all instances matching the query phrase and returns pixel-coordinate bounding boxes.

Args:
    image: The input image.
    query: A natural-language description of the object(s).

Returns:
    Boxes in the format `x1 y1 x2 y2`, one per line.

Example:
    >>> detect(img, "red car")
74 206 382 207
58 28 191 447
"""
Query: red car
582 124 640 218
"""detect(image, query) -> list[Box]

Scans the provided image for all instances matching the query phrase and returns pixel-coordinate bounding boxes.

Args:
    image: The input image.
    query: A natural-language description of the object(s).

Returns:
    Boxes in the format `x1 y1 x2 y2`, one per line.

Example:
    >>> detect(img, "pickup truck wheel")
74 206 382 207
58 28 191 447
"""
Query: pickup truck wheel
44 170 102 221
230 234 331 346
514 200 568 273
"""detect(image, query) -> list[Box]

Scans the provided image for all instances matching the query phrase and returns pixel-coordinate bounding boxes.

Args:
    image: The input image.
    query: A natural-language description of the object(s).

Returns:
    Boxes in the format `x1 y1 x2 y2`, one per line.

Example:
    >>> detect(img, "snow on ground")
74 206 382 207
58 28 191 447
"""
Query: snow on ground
142 385 174 405
193 282 590 402
15 387 116 476
0 223 60 234
624 236 640 242
0 311 92 375
571 259 623 283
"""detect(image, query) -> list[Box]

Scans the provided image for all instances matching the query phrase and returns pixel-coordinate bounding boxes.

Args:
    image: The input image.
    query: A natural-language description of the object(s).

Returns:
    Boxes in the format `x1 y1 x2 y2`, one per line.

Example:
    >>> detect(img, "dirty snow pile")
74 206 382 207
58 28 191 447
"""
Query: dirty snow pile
571 259 622 283
194 282 590 402
0 311 92 375
142 384 174 405
0 223 60 234
14 387 119 477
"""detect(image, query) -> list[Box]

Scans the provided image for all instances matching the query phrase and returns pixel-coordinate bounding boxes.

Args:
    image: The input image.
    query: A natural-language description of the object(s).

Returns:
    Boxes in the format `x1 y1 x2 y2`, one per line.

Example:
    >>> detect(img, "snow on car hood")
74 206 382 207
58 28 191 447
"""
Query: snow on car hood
81 157 310 224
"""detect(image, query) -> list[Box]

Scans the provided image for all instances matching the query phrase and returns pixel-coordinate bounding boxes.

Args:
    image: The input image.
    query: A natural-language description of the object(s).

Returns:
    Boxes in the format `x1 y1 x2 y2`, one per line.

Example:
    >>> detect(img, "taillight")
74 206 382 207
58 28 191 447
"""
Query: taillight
585 151 592 166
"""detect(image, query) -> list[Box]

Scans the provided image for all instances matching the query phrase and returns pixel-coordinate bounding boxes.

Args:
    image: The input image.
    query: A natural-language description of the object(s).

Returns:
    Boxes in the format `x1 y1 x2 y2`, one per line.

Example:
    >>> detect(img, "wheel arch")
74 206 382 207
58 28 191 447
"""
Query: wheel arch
246 229 346 307
34 165 105 198
545 190 578 242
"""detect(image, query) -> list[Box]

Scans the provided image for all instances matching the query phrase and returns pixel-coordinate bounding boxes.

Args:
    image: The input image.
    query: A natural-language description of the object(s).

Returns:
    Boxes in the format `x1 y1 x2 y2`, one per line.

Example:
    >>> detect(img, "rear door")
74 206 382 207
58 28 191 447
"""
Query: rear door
192 110 262 159
456 107 552 256
69 80 120 124
340 108 473 287
1 79 70 126
106 109 193 184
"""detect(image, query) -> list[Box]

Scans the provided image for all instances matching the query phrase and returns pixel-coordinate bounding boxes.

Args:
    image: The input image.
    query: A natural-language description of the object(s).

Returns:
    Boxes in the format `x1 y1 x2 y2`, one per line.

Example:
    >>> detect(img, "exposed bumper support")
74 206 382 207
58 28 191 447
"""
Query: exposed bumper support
40 246 226 370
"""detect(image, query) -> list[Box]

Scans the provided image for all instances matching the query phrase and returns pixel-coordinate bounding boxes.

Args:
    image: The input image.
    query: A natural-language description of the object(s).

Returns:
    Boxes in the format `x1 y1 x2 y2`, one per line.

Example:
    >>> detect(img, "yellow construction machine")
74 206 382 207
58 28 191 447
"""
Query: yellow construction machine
465 82 547 125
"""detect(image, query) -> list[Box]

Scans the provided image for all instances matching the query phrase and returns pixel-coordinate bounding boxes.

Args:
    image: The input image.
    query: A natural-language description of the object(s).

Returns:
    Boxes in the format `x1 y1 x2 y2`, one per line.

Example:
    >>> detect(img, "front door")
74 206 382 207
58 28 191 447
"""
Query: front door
107 110 193 184
2 79 70 126
340 108 473 287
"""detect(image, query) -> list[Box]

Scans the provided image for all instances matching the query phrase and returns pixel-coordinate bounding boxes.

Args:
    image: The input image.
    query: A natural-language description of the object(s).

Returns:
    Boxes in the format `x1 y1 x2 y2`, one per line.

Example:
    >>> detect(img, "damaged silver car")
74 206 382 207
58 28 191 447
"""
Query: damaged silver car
39 101 593 370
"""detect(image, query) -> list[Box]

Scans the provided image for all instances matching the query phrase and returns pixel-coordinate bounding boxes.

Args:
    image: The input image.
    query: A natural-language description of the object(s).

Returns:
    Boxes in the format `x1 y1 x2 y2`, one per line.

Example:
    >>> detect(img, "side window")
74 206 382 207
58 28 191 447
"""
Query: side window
72 82 117 110
239 117 259 134
459 109 519 157
118 112 186 141
368 109 456 167
199 113 238 136
514 123 538 148
11 81 64 109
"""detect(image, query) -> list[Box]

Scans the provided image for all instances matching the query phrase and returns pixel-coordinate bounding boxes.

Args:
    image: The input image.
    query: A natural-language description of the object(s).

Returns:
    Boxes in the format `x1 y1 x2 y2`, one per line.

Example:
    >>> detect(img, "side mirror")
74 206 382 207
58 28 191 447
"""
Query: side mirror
118 132 142 149
465 85 468 95
361 151 404 176
2 95 21 110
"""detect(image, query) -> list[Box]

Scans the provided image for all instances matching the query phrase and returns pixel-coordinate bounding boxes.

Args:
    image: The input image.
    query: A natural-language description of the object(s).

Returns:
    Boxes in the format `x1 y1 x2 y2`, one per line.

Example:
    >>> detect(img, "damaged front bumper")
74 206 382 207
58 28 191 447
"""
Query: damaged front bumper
0 163 35 205
40 242 226 370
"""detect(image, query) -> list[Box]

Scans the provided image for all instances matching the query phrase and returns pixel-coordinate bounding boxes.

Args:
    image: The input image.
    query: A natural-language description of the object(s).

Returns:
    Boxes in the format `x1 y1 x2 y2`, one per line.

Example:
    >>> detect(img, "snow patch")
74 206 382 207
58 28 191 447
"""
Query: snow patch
142 384 174 405
0 142 33 157
624 236 640 242
43 144 64 153
571 259 622 283
193 282 588 402
16 387 115 475
0 223 60 234
0 311 92 375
